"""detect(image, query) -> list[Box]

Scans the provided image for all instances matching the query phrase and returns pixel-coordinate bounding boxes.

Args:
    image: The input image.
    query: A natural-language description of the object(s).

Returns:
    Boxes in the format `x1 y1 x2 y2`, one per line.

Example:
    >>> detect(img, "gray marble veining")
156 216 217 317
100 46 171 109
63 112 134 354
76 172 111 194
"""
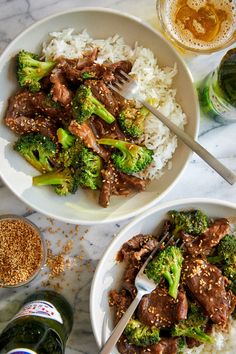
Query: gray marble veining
0 1 236 353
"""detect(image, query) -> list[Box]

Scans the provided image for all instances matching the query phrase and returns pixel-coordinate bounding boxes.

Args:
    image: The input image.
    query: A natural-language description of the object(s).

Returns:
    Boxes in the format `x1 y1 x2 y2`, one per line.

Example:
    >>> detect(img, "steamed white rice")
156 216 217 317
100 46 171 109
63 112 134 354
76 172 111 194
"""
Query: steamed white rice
43 29 236 354
42 28 187 180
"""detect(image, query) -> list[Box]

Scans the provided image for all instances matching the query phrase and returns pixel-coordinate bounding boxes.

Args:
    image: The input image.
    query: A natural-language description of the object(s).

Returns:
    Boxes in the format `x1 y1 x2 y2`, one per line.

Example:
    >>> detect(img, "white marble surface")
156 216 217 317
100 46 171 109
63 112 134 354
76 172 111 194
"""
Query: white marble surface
0 1 236 353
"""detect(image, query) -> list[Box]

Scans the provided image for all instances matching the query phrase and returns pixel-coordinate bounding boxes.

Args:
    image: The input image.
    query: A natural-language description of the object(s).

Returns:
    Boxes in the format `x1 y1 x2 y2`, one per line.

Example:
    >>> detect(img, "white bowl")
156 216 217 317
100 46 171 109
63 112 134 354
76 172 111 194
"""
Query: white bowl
90 198 236 351
0 8 199 225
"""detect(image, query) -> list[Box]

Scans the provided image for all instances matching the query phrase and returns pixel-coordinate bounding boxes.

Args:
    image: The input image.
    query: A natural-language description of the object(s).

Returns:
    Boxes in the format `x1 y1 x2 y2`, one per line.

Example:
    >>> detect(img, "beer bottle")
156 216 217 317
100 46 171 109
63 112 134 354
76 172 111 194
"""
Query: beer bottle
0 290 73 354
198 48 236 124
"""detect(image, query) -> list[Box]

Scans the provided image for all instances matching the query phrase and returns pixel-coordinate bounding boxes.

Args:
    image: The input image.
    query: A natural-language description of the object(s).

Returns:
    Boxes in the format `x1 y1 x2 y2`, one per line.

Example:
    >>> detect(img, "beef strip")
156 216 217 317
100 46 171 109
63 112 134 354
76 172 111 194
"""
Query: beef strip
108 60 132 77
98 60 132 83
50 68 73 106
7 90 42 115
182 218 230 256
186 337 202 348
90 116 126 140
182 256 236 327
117 234 158 263
110 287 179 354
85 79 121 116
137 283 188 328
5 115 56 138
109 289 132 324
116 172 147 193
5 90 58 137
99 163 117 207
116 234 158 297
6 89 67 120
122 262 140 298
56 48 99 82
58 51 132 84
99 163 148 208
117 336 179 354
68 120 110 161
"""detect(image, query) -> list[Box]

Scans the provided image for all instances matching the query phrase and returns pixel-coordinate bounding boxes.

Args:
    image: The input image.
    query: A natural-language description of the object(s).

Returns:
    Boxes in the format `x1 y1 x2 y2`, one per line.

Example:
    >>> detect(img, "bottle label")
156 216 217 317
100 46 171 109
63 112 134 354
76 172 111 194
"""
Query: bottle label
12 300 63 324
7 350 37 354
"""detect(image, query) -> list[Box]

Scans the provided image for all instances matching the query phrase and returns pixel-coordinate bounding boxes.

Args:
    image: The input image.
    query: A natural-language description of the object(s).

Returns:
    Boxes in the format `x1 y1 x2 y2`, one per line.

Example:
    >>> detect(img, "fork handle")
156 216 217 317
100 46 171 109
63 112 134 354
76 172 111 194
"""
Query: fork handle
141 100 236 185
99 292 143 354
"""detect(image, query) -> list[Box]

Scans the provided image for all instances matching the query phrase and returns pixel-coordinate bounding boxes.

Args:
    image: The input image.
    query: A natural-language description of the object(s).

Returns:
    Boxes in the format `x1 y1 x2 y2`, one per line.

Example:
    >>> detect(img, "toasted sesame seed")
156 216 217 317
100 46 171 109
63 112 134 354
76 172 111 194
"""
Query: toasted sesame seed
0 218 43 286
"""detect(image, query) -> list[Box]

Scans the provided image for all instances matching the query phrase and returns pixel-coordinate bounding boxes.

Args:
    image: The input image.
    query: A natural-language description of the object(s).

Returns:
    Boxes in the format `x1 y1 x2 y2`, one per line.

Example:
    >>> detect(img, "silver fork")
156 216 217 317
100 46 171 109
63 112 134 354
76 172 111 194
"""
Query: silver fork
99 232 177 354
108 70 236 186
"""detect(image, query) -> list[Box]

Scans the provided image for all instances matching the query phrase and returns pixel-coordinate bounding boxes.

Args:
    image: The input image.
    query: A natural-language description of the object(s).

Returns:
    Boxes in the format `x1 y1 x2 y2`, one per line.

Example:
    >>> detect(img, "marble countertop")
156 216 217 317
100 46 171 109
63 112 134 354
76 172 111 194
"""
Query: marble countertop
0 1 236 353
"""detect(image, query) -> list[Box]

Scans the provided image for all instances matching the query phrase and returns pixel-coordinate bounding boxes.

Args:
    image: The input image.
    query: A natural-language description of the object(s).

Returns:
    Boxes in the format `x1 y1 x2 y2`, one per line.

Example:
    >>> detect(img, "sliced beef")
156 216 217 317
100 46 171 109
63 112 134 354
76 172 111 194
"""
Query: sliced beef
116 172 147 193
117 336 179 354
58 51 132 84
186 337 202 348
99 163 148 208
4 90 68 137
85 79 121 116
100 60 132 83
5 115 56 138
182 218 230 256
109 289 132 324
99 163 117 208
182 256 236 327
117 234 158 263
50 68 73 106
141 338 179 354
90 116 126 140
108 60 132 77
137 283 188 328
6 90 41 117
122 262 140 297
68 120 110 161
56 48 99 82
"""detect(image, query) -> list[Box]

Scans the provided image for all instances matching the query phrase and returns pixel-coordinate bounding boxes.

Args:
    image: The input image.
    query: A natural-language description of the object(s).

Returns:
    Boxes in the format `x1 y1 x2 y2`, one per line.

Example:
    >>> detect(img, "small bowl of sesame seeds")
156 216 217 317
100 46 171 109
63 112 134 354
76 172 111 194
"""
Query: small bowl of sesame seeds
0 214 46 287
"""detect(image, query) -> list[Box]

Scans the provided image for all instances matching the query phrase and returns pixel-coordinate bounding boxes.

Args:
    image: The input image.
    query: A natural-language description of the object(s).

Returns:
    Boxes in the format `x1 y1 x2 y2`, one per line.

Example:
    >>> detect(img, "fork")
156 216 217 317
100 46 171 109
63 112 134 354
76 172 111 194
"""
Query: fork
108 70 236 186
98 231 177 354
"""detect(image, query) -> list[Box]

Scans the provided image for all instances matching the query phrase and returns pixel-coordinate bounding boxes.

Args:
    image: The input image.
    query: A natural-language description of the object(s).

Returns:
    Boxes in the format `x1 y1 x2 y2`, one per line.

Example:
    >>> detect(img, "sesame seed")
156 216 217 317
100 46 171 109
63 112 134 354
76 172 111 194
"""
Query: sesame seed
0 218 43 286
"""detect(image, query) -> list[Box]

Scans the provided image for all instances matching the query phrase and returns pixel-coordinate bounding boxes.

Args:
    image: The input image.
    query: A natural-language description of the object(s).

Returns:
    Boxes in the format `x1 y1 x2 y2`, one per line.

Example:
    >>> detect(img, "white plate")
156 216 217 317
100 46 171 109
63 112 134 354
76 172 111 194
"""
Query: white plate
90 198 236 352
0 8 199 224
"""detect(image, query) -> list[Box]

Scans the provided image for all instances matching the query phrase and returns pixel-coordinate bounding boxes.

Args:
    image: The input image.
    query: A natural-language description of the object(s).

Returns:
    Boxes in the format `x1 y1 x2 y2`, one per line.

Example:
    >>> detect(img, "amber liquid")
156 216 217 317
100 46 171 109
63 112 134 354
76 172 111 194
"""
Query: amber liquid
162 0 235 51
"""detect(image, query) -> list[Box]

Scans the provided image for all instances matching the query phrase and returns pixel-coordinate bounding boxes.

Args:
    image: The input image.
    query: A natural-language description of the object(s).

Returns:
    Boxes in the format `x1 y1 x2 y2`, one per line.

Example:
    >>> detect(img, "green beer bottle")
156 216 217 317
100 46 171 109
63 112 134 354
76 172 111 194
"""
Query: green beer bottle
198 48 236 123
0 290 73 354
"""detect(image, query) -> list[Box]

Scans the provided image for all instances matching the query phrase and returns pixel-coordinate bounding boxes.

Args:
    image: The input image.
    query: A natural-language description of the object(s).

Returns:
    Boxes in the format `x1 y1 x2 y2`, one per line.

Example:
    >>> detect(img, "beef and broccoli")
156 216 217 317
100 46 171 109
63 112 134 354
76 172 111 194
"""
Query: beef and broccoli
109 209 236 354
4 49 154 207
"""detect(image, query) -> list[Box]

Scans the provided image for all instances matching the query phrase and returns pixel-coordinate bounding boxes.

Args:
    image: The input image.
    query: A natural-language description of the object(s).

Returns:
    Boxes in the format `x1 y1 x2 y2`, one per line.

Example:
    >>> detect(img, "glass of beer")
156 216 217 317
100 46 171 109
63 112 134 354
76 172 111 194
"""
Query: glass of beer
156 0 236 53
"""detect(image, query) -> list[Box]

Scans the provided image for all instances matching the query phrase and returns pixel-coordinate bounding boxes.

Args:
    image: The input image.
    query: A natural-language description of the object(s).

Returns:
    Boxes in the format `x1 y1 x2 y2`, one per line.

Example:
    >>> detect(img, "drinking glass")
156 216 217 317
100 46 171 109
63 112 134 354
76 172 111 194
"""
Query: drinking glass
156 0 236 54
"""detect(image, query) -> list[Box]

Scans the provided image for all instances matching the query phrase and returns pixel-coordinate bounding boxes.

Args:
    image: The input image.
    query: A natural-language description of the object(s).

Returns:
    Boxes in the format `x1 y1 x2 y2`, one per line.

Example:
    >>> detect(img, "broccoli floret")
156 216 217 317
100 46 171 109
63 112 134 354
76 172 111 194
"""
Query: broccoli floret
118 105 149 138
14 133 56 173
72 85 115 124
17 50 56 92
208 234 236 265
57 128 75 149
77 147 102 190
124 319 160 347
207 234 236 293
57 132 82 169
177 337 186 353
145 246 183 299
33 168 79 196
171 304 213 344
98 138 153 174
82 72 96 79
169 209 209 236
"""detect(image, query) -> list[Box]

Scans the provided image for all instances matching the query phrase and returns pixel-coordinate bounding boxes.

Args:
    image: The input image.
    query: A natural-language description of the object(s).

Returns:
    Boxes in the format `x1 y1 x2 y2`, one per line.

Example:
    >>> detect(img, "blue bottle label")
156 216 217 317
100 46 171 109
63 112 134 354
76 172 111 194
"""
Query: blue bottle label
12 300 63 324
7 350 37 354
